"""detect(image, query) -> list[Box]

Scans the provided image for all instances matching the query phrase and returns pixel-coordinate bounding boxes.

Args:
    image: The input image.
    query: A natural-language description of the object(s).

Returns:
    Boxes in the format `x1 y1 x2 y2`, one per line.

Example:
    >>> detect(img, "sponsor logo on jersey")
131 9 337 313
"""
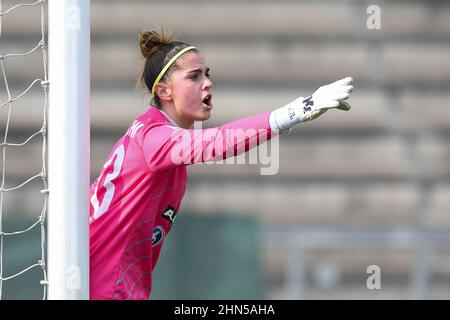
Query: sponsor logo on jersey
152 226 165 247
162 205 178 224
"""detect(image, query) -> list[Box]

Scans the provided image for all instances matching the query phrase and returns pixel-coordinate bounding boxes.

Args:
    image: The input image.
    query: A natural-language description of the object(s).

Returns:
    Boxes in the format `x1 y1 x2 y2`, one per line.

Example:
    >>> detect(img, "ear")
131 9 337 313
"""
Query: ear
154 83 172 102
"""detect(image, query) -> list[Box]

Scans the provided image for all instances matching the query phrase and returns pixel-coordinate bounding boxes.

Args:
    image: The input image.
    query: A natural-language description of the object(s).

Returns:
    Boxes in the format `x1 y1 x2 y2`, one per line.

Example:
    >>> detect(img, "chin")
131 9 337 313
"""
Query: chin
199 110 212 120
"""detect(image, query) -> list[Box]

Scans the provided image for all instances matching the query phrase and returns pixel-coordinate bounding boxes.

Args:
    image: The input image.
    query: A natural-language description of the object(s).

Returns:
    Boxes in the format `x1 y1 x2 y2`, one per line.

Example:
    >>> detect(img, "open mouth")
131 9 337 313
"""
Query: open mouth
202 94 212 108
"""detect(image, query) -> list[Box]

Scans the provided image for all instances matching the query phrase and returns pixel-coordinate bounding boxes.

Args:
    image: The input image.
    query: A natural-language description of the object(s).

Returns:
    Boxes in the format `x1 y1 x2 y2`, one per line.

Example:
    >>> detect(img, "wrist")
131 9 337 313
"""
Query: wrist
269 97 304 131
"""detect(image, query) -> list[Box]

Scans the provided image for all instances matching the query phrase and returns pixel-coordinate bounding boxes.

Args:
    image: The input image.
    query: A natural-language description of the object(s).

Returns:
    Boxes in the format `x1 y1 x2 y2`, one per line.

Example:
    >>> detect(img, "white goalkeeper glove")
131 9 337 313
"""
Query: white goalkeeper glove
269 77 354 131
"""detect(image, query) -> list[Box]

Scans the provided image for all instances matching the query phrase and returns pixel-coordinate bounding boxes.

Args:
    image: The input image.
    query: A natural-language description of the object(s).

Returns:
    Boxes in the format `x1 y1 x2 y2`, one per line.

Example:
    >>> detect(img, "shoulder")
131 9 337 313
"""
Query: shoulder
130 107 182 148
125 107 169 137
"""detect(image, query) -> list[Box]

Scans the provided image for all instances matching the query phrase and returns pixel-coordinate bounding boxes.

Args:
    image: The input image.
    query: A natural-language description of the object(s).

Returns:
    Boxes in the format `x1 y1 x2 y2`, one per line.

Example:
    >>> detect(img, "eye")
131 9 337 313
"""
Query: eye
189 73 199 80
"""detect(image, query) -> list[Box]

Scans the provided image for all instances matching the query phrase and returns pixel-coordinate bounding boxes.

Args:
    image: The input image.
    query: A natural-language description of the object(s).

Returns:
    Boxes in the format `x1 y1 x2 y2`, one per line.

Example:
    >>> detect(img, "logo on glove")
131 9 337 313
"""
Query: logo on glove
303 96 314 114
287 106 296 121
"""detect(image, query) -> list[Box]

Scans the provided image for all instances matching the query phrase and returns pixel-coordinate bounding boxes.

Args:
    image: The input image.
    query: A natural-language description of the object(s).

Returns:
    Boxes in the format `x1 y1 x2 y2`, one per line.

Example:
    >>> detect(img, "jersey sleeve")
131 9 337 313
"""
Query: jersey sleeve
140 112 277 173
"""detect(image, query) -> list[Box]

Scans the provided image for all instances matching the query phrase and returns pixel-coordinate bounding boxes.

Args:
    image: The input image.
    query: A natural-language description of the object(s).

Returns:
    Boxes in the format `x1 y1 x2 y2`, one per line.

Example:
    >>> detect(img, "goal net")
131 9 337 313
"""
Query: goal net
0 0 90 300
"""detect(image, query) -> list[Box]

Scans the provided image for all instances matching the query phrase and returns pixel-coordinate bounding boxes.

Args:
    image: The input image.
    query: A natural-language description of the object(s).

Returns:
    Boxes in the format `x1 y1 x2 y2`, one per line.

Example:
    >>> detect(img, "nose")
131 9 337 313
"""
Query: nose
203 77 213 90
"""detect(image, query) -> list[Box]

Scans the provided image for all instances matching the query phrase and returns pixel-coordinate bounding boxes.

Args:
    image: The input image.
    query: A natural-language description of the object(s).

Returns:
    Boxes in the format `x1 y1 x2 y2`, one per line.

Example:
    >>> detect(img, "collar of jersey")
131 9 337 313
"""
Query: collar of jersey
159 109 180 128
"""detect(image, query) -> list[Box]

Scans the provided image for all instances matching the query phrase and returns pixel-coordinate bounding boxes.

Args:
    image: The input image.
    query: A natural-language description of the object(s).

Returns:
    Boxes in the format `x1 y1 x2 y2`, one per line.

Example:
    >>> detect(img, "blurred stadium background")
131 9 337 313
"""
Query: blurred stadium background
1 0 450 299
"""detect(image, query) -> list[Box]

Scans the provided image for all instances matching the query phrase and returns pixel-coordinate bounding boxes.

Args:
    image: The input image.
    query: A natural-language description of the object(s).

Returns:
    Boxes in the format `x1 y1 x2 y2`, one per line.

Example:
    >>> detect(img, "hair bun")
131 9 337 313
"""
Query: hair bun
139 30 172 59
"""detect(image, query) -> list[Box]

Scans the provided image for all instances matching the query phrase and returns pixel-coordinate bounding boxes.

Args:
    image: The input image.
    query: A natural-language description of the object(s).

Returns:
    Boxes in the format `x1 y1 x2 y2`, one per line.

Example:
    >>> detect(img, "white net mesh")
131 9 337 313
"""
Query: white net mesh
0 0 48 299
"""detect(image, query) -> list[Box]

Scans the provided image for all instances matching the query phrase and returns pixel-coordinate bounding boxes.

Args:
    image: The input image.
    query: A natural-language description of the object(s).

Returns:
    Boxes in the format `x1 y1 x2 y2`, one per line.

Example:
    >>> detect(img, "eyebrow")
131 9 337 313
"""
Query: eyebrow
186 67 210 75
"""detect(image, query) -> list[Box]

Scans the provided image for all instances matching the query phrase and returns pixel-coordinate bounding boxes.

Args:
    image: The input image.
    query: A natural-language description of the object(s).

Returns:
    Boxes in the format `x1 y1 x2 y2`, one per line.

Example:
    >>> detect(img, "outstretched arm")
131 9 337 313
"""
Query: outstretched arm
141 111 274 172
142 76 354 173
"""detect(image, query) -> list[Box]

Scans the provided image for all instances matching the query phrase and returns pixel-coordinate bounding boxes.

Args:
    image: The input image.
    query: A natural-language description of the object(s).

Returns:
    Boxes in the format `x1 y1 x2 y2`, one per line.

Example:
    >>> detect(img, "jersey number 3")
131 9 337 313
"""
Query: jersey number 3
91 144 125 220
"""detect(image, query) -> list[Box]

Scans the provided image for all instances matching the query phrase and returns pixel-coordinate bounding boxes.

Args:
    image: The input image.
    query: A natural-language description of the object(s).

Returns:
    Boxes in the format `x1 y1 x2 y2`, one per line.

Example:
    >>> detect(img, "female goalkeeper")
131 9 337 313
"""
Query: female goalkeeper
89 30 354 300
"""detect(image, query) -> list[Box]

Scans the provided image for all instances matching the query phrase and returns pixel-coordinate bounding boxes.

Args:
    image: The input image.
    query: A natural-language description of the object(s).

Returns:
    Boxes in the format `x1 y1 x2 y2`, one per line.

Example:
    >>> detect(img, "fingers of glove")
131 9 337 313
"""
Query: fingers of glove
326 85 354 96
337 101 351 111
323 85 354 101
314 77 353 94
332 91 351 102
330 76 354 86
340 85 354 93
314 85 353 101
316 100 340 109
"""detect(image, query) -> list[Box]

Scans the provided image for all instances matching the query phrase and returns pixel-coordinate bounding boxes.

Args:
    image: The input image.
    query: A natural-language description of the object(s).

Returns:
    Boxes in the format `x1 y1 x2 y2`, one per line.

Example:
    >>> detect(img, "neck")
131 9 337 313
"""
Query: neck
159 105 193 129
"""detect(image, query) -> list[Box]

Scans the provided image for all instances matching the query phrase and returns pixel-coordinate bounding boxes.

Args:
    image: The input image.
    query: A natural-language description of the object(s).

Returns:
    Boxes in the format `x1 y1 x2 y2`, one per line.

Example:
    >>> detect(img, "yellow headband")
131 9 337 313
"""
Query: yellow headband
151 46 197 95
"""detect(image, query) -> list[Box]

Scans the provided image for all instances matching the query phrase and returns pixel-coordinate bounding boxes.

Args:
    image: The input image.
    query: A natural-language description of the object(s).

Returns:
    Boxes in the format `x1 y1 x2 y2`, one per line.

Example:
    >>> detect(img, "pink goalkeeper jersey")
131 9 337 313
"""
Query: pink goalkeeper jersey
89 106 274 300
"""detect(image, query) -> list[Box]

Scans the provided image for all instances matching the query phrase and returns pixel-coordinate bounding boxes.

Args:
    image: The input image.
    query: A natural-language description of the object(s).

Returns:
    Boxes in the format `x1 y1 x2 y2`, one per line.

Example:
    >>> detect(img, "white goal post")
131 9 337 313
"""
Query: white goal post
48 0 90 300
